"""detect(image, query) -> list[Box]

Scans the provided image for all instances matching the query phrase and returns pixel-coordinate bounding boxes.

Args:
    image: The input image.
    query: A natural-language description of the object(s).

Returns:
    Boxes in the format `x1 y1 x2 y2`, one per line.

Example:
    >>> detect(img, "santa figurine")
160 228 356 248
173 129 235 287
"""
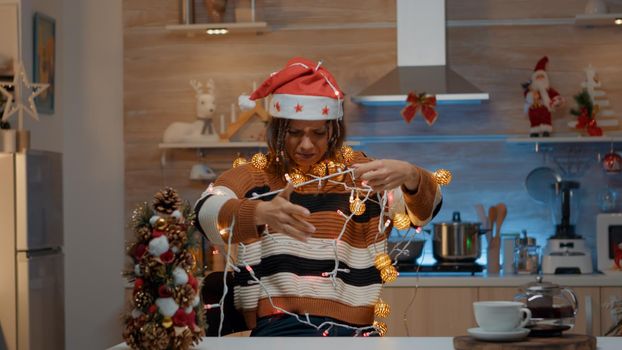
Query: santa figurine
523 56 564 137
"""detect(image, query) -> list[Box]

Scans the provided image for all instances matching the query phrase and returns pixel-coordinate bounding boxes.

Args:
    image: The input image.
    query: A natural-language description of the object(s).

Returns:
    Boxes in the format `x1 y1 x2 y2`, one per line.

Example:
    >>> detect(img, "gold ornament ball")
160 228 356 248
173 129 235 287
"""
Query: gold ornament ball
374 300 391 318
251 153 268 170
349 197 366 215
380 265 398 283
373 321 388 336
311 162 327 177
232 156 248 168
340 145 354 164
374 253 392 270
155 217 168 230
433 169 452 186
162 317 173 328
392 213 411 230
289 169 307 186
327 161 345 182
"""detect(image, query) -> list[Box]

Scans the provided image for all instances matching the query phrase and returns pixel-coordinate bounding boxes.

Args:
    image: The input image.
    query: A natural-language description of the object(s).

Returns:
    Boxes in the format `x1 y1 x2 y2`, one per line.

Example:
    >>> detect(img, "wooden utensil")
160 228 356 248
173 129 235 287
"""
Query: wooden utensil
495 203 507 239
474 204 488 230
487 206 497 243
487 206 500 274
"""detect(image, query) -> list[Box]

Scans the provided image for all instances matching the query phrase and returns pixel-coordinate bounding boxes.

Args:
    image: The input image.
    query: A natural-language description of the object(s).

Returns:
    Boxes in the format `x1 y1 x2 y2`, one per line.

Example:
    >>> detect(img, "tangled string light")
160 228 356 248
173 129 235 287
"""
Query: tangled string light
204 156 451 336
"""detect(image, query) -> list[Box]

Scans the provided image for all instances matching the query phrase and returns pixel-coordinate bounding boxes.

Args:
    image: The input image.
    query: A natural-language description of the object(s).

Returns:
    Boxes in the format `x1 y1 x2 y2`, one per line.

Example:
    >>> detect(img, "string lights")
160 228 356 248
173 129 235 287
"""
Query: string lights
205 158 452 336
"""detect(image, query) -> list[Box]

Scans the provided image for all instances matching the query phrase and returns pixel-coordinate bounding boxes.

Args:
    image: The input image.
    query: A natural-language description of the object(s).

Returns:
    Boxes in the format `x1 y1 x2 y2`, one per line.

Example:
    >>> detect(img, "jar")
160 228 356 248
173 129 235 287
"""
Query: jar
514 276 578 336
514 232 540 274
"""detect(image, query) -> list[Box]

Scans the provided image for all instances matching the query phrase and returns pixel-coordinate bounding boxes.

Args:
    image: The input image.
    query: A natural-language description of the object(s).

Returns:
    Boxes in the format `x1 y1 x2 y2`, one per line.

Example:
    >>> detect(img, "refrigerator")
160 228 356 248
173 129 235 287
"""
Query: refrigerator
0 150 64 350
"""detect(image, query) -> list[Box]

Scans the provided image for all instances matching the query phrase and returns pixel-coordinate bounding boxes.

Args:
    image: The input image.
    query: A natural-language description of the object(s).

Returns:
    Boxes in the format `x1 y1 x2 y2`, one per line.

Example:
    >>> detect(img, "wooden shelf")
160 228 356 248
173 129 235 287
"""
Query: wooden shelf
575 13 622 26
506 135 622 144
164 21 269 34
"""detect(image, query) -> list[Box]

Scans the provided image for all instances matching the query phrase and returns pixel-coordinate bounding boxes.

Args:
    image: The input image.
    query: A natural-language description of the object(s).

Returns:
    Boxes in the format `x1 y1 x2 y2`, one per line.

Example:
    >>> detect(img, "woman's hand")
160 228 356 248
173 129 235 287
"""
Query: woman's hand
255 184 316 241
352 159 420 193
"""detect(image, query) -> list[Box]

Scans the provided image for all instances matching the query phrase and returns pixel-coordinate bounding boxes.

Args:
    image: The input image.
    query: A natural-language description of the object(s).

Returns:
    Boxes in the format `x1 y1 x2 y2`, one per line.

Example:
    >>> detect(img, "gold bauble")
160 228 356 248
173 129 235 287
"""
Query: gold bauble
392 213 411 230
374 253 392 270
327 161 345 182
251 153 268 170
288 168 307 186
374 300 391 318
373 320 388 336
162 317 173 328
349 196 366 215
232 156 248 168
340 145 354 164
380 265 398 283
155 217 168 231
433 169 452 186
311 162 327 177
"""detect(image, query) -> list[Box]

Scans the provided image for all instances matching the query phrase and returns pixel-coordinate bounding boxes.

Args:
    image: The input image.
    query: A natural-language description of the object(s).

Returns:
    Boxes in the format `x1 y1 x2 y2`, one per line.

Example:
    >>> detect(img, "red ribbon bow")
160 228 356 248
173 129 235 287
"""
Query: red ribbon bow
401 92 438 126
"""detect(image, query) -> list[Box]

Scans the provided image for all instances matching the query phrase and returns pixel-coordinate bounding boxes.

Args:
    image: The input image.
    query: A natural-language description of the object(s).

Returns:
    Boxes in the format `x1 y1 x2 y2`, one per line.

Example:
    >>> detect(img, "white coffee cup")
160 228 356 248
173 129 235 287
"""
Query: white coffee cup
473 301 532 332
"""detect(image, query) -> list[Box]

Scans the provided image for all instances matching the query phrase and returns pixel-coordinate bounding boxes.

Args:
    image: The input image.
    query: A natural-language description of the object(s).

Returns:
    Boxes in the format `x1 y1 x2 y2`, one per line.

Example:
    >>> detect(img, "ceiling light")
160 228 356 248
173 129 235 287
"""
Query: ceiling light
615 18 622 25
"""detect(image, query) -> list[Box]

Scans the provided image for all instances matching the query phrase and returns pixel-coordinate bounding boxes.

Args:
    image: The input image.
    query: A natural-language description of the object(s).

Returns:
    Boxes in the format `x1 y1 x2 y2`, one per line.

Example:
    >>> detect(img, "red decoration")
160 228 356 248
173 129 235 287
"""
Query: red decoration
160 250 175 264
152 230 164 238
322 106 329 115
158 285 173 298
576 108 590 129
148 304 157 314
275 101 281 112
133 244 147 261
587 119 603 136
188 274 198 291
294 103 303 113
603 152 622 173
134 278 144 292
173 309 189 327
614 243 622 269
401 92 438 126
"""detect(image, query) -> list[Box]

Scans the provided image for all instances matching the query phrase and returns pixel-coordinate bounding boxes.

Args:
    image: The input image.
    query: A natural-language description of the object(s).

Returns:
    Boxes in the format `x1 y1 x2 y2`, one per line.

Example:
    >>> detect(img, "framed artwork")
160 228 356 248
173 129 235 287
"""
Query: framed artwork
33 12 55 114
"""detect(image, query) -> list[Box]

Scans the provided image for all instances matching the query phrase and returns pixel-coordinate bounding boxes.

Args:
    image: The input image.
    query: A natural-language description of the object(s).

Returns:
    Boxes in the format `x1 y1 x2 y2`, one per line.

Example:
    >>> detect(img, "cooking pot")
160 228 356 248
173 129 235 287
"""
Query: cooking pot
433 211 484 262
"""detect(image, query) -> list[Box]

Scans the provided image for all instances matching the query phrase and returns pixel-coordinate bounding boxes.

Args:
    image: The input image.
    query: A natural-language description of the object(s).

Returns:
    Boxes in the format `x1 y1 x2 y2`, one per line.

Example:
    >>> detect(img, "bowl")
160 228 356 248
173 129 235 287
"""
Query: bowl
387 239 425 263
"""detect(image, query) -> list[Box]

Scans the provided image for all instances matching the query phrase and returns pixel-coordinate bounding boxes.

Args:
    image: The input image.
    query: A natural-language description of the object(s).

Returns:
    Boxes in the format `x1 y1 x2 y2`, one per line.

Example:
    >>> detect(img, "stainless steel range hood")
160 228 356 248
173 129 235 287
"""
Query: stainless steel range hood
352 0 489 106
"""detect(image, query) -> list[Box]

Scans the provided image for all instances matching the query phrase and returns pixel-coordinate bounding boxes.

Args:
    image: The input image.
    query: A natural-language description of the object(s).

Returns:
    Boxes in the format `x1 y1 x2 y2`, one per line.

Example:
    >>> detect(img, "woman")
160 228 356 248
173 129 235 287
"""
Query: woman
195 57 442 336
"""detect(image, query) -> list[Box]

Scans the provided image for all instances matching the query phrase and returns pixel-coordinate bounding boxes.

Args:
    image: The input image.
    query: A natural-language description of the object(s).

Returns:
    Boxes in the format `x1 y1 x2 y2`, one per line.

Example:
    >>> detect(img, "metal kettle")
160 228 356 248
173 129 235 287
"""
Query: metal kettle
514 276 578 336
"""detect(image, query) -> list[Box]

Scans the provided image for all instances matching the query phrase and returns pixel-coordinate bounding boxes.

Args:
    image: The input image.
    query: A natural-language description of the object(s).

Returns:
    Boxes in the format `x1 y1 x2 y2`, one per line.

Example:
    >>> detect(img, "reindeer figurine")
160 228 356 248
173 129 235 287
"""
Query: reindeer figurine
162 79 219 143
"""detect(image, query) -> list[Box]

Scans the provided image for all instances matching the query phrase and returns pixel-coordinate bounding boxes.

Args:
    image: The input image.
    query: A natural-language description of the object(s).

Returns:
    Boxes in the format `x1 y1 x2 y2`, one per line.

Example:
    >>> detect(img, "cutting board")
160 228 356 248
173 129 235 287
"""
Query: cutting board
453 334 596 350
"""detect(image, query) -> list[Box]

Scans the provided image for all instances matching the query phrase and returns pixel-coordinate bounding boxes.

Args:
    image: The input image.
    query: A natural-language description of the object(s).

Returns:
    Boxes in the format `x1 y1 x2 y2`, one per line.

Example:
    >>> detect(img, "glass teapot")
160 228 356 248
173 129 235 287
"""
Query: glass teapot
514 276 578 336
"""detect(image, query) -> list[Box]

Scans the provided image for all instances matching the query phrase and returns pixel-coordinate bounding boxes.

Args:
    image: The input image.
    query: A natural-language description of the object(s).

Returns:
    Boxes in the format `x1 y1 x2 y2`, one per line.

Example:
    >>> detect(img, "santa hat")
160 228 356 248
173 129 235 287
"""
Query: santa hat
533 56 549 73
249 57 344 120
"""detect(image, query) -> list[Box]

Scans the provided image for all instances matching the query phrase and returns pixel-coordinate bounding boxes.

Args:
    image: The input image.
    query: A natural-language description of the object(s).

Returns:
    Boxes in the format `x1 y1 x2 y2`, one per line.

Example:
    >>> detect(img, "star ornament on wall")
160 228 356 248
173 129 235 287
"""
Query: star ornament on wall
0 62 49 123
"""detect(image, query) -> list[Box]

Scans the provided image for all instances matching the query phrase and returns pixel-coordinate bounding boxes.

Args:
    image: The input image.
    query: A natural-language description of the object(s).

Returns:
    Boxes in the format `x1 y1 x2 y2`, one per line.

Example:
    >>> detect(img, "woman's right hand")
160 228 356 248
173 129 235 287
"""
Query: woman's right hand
255 184 316 241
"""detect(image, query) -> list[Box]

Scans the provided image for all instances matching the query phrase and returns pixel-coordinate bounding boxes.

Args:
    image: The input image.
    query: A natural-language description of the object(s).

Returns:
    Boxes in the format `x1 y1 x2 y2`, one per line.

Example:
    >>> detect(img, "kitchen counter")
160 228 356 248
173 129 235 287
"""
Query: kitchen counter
392 273 622 287
108 336 622 350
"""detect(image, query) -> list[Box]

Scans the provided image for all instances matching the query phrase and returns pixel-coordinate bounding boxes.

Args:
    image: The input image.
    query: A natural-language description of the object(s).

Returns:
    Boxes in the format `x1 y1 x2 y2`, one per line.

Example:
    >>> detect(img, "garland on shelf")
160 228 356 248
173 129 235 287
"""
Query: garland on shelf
122 188 206 350
203 147 451 337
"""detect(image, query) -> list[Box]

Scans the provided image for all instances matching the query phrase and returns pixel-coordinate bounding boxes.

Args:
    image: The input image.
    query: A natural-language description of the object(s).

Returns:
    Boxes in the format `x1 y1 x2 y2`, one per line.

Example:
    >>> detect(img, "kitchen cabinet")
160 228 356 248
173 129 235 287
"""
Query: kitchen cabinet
381 285 606 336
601 287 622 336
478 287 601 336
380 287 477 336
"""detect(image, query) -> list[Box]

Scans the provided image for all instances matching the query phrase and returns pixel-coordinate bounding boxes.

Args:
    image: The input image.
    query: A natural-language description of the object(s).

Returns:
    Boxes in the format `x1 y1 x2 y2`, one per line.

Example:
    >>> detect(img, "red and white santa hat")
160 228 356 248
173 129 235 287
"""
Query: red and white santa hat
533 56 549 75
249 57 344 120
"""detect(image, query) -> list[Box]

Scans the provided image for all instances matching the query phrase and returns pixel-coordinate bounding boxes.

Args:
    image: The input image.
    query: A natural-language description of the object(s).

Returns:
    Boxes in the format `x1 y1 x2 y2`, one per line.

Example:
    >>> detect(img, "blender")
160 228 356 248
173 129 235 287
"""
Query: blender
541 180 593 274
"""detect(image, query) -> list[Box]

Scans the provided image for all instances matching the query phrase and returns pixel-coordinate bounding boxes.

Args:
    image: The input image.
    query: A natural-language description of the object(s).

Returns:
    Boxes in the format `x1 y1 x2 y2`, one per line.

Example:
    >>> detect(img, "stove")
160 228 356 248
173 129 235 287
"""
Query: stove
395 261 484 275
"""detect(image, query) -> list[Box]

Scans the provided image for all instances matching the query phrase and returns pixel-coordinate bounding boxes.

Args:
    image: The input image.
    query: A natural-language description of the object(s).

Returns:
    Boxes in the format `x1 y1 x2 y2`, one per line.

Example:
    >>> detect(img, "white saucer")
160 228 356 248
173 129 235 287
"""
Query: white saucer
467 327 530 341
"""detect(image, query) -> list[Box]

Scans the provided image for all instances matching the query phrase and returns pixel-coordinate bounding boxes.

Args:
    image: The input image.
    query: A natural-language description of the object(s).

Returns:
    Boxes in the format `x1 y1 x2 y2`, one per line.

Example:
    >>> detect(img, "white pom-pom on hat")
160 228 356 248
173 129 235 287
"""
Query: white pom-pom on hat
148 236 169 257
156 297 179 317
173 266 189 285
238 94 256 111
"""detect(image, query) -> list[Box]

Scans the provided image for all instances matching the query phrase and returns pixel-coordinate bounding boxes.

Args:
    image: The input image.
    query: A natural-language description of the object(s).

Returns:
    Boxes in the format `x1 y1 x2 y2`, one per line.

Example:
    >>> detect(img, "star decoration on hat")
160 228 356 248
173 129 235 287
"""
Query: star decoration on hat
0 62 49 123
322 106 330 116
294 103 303 113
274 101 281 112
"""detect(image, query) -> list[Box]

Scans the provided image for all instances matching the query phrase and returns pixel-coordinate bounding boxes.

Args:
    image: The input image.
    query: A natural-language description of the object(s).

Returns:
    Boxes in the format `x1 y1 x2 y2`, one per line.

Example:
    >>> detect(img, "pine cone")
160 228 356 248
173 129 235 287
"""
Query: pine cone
136 226 151 242
176 250 197 271
141 323 169 350
172 329 194 350
166 224 188 250
141 256 164 278
153 187 182 215
134 291 153 309
174 284 196 309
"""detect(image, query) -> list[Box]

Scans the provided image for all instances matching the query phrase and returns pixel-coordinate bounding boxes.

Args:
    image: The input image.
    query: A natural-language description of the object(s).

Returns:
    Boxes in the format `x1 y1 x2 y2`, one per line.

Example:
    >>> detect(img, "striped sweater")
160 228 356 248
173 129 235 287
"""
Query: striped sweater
195 152 442 328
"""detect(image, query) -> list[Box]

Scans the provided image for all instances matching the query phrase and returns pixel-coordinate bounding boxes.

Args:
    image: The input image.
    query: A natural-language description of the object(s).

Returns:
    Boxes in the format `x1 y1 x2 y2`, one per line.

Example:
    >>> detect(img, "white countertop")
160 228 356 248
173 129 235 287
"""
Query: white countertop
390 272 622 288
108 336 622 350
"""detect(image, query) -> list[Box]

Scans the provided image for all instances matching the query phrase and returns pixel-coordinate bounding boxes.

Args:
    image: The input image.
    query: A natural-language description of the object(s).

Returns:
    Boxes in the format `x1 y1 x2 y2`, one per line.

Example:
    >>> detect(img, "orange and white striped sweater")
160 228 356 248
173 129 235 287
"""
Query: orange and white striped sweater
195 152 442 328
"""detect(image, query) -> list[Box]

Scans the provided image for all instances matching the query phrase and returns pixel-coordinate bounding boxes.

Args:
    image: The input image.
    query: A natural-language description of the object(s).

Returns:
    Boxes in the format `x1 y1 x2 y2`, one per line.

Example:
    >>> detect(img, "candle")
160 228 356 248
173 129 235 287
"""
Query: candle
230 103 236 123
220 114 226 134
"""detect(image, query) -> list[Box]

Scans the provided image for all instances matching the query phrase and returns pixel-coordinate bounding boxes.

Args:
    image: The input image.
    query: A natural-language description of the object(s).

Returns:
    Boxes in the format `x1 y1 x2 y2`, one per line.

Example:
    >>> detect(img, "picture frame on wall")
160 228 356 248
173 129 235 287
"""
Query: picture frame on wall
33 12 55 114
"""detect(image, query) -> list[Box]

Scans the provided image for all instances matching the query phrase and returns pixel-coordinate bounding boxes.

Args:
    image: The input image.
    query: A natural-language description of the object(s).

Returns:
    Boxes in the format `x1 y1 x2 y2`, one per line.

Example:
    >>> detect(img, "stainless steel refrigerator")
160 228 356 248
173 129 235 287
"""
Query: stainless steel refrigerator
0 150 64 350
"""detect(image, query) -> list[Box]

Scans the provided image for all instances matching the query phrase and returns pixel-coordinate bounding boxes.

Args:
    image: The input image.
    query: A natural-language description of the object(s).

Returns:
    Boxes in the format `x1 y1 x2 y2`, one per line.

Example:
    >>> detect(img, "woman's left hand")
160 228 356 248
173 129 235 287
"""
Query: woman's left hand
352 159 420 193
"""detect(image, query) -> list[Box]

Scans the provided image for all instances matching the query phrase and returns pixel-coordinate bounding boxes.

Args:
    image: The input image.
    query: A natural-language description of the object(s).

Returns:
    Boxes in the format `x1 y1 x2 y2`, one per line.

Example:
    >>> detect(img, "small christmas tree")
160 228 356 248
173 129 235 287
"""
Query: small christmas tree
570 89 602 136
123 187 206 349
